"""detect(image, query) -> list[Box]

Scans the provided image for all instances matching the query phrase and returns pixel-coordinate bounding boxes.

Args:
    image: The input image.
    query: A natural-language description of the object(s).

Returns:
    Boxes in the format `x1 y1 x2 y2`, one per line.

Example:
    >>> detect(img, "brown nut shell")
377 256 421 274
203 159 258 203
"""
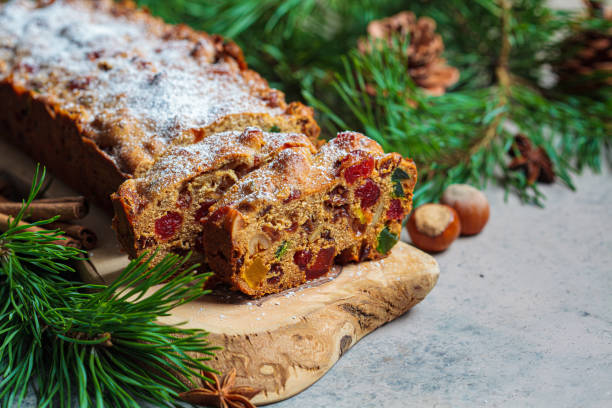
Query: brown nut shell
440 184 490 236
407 203 461 252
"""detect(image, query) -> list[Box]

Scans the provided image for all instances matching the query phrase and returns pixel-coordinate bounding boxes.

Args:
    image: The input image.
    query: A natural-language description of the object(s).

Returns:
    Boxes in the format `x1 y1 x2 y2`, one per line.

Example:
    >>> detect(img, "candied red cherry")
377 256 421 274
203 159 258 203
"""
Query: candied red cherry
342 151 375 184
306 247 336 280
386 199 404 221
155 212 183 240
355 179 380 209
293 249 312 270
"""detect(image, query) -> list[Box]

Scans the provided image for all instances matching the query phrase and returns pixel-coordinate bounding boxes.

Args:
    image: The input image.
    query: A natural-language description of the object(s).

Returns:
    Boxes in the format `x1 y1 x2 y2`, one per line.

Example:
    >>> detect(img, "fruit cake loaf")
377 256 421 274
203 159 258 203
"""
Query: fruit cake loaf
111 127 316 269
202 132 418 297
0 0 319 208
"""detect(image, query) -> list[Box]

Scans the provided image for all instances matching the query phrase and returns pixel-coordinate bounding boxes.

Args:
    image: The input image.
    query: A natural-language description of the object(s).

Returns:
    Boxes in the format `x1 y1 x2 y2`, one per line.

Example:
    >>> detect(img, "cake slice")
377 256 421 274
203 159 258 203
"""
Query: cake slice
0 0 319 208
111 127 315 267
202 132 418 297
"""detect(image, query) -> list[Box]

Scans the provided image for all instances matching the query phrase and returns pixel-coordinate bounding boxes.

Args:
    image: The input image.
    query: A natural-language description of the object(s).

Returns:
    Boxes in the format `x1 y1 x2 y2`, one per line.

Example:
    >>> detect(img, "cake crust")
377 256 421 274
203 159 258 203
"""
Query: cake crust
0 0 319 207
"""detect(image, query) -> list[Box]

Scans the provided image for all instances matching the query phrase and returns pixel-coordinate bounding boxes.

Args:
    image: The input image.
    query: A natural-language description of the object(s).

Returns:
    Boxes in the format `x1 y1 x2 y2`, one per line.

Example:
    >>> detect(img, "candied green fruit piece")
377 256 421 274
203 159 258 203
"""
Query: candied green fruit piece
376 226 398 254
391 168 410 198
275 240 290 259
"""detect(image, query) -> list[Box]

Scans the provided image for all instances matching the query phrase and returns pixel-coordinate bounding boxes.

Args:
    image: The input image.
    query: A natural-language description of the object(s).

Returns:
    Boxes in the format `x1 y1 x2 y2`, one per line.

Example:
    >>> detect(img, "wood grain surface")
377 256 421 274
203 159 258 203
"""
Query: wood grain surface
81 241 439 405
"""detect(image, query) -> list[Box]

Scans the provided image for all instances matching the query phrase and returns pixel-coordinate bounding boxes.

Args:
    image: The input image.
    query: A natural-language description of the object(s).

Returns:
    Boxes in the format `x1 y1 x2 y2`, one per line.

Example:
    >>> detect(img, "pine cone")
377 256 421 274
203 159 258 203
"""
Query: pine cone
554 2 612 92
358 11 459 96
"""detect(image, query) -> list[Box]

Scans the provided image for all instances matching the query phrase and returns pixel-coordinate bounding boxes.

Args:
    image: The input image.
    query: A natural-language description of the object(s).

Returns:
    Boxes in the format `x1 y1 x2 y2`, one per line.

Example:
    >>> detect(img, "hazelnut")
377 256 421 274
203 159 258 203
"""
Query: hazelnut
440 184 490 236
407 204 460 252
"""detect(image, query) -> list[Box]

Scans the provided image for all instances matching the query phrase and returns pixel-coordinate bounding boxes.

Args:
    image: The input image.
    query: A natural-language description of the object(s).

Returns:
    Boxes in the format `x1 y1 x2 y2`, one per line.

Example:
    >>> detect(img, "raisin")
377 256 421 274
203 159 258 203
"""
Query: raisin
359 241 372 261
301 218 315 234
237 202 255 213
386 199 404 221
176 187 192 209
332 205 350 223
378 154 401 176
136 236 156 250
293 250 312 270
355 179 380 208
285 221 298 232
321 230 333 240
267 275 281 285
236 255 245 269
351 217 366 236
217 174 236 192
329 185 348 206
306 247 336 280
267 263 283 285
195 200 216 222
336 247 358 264
263 225 281 242
259 205 272 217
154 212 183 240
342 152 375 184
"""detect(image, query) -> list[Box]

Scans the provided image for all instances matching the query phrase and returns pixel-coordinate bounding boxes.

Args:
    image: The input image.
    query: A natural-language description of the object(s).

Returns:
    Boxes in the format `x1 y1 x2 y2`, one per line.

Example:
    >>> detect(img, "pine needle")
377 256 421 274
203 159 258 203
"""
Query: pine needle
0 166 217 408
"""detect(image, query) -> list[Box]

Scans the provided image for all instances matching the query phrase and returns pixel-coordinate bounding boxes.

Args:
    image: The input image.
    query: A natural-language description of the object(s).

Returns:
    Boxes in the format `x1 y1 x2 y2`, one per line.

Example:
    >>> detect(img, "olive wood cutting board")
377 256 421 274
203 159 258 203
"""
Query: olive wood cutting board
1 139 439 405
79 241 439 405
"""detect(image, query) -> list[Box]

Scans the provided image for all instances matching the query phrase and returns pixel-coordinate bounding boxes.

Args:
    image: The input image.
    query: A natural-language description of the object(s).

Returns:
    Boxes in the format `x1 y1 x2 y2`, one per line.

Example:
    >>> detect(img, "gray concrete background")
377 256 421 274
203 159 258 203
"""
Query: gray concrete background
271 166 612 408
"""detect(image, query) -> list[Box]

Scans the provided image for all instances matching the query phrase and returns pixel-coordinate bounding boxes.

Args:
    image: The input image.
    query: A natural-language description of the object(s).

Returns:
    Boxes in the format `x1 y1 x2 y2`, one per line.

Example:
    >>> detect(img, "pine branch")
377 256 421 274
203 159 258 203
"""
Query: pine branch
138 0 610 207
0 166 217 408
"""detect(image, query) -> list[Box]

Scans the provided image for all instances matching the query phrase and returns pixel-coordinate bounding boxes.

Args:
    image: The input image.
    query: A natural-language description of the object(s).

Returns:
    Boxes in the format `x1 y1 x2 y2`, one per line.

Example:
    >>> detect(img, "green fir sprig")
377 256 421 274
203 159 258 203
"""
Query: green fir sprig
0 166 217 407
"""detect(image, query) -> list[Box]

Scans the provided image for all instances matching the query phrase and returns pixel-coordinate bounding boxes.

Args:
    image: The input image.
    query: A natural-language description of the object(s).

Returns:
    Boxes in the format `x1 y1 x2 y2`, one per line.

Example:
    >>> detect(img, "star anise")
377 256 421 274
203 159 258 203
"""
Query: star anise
179 369 262 408
508 134 555 185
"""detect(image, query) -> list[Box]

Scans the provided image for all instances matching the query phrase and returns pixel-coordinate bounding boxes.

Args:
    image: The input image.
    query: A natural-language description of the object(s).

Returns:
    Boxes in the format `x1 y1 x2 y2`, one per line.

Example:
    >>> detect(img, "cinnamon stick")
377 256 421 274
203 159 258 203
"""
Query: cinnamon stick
0 212 82 248
0 196 89 221
46 221 98 250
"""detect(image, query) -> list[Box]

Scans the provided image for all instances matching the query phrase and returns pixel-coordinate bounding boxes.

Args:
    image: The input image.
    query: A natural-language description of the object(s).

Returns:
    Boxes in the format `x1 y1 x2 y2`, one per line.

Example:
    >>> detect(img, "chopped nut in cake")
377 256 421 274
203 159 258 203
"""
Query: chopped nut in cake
111 127 316 269
202 132 417 297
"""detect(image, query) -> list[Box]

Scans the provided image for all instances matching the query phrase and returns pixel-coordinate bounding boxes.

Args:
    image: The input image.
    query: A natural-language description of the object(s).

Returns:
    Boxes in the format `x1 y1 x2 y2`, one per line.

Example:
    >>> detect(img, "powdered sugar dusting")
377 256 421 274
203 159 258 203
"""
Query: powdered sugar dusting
0 0 284 172
214 133 377 208
139 128 312 195
213 131 387 210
